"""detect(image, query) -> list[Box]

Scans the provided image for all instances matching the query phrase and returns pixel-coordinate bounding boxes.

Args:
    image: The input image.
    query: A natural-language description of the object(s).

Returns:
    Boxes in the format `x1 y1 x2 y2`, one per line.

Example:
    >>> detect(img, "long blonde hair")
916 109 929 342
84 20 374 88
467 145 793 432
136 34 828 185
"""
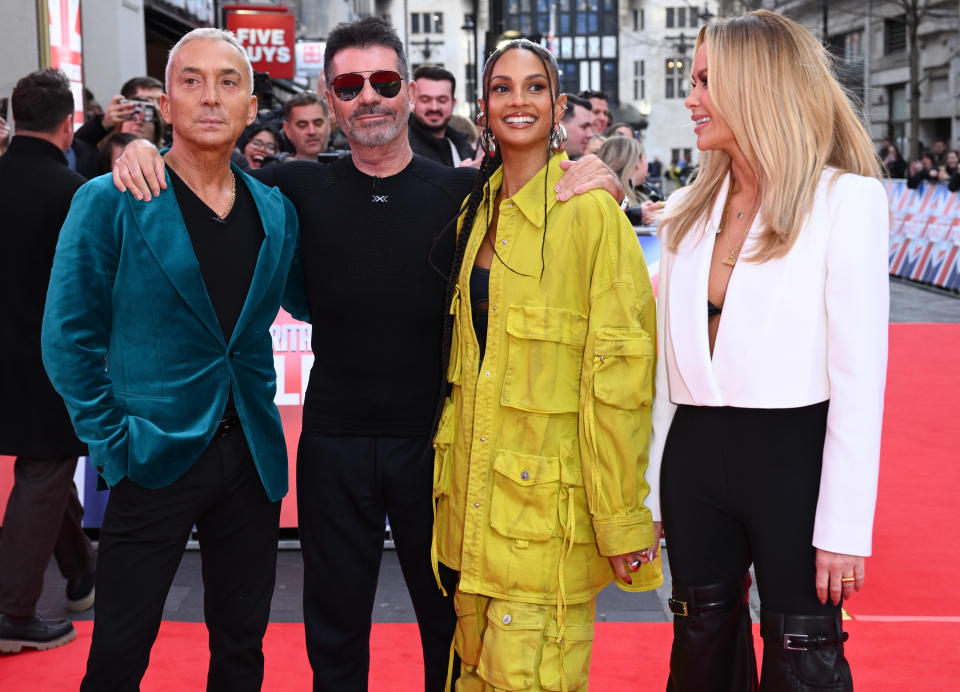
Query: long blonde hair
662 10 881 261
597 136 644 205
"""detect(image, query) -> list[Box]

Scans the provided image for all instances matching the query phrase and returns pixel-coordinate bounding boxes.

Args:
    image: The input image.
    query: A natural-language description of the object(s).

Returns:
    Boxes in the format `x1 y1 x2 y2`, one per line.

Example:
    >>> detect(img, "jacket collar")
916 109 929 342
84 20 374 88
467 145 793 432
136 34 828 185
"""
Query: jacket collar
126 159 286 345
7 135 68 165
484 152 567 229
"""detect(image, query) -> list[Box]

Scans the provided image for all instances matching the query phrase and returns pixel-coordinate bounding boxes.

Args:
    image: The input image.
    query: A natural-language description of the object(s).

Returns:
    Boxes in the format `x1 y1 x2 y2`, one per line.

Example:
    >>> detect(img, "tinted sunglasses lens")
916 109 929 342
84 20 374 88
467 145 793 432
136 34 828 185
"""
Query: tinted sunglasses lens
370 71 402 98
333 73 364 101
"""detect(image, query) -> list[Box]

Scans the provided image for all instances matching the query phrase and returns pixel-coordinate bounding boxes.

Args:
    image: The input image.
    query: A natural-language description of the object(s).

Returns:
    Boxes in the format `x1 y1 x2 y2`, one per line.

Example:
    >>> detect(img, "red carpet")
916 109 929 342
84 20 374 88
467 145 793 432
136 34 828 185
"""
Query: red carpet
1 323 957 689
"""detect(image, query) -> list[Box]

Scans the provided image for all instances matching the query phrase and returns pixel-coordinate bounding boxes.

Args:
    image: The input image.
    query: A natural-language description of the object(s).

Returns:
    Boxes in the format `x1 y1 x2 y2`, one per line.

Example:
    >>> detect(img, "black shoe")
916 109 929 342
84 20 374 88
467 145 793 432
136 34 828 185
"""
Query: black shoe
66 568 96 611
0 614 77 653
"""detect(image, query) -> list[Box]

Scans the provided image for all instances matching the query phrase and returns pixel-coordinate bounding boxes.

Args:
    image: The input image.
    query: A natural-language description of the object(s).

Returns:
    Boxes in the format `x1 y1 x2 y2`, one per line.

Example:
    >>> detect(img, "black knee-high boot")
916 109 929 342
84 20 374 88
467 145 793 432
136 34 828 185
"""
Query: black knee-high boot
666 574 758 692
759 609 852 691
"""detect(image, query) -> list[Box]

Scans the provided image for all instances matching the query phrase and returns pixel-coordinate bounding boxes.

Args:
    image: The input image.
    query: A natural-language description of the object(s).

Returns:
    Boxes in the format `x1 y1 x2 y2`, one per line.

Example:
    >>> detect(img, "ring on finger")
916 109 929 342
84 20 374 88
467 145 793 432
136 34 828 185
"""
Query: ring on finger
841 577 856 583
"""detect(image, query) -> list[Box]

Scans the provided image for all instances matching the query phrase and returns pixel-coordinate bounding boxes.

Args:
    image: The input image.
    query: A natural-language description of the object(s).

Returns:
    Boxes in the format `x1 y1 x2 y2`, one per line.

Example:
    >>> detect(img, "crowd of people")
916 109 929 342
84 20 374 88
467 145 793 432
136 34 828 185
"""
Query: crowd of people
1 9 890 692
879 136 960 191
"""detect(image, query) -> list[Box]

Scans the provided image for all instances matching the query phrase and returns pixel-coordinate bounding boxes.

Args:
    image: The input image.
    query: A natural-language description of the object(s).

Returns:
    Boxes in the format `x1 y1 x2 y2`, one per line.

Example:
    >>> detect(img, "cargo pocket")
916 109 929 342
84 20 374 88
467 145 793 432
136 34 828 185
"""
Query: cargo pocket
447 287 463 385
432 399 455 499
501 305 587 414
538 621 595 691
477 600 547 690
592 328 654 409
454 590 483 667
489 449 560 541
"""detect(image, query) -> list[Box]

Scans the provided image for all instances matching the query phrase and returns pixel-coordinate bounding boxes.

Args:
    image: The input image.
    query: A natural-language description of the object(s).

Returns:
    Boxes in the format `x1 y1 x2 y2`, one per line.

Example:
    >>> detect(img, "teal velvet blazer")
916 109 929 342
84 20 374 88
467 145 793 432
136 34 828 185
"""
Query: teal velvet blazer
41 166 306 501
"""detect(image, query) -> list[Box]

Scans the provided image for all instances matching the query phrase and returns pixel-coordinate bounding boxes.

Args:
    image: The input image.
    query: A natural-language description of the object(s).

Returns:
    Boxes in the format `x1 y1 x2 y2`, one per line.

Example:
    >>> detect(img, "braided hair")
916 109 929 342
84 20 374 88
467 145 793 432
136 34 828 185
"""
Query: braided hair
429 39 562 435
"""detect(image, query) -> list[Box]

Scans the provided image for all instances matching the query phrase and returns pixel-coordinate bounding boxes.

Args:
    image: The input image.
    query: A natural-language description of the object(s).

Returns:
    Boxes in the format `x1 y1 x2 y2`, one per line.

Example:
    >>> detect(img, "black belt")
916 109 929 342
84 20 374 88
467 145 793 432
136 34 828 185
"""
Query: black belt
215 415 241 438
668 573 751 617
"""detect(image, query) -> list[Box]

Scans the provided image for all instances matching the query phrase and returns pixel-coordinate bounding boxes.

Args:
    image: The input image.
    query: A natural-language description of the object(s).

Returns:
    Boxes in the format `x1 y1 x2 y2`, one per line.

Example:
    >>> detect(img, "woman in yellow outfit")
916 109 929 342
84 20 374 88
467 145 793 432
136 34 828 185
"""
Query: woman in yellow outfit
430 40 661 691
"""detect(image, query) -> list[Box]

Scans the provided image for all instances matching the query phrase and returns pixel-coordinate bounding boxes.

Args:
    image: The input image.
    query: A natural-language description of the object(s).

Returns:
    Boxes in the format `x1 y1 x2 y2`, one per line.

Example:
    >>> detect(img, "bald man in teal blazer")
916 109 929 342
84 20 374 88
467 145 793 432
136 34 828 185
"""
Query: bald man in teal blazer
40 31 307 690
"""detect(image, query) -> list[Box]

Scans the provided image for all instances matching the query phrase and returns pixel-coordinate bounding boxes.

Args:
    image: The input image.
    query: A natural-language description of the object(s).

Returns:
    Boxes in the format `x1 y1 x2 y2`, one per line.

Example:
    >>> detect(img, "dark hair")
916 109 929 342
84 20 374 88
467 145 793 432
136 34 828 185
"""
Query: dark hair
237 120 279 152
11 69 74 132
561 93 592 123
429 38 561 434
578 89 608 101
121 76 163 98
284 91 327 120
98 131 139 174
324 17 408 84
413 64 456 95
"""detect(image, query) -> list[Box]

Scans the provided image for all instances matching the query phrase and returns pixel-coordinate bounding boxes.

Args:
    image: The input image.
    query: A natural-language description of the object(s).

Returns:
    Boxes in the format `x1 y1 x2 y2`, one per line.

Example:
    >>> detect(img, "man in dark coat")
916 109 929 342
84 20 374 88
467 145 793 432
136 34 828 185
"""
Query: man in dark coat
407 65 476 167
0 69 96 654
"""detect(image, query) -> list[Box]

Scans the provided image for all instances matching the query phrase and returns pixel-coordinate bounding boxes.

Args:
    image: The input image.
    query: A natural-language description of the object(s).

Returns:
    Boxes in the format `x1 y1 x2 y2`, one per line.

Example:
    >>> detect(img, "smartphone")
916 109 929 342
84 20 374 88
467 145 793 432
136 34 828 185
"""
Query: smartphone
119 98 156 123
316 151 348 164
0 97 8 121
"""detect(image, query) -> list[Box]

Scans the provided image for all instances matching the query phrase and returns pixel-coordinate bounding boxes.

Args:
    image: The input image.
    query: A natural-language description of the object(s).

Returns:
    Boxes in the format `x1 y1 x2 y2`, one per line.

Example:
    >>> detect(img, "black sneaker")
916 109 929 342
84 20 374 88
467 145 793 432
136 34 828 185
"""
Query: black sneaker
66 568 96 612
0 614 77 653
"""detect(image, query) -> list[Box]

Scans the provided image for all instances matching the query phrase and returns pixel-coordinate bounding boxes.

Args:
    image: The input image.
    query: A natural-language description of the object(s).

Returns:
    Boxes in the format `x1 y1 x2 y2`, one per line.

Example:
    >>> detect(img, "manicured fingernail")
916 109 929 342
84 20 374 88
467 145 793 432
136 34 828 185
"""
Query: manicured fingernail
629 560 641 572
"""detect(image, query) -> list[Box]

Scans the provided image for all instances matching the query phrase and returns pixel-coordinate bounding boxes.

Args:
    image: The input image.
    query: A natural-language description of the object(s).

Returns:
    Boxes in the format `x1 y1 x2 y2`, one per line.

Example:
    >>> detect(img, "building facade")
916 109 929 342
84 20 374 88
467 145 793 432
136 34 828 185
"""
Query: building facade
770 0 960 156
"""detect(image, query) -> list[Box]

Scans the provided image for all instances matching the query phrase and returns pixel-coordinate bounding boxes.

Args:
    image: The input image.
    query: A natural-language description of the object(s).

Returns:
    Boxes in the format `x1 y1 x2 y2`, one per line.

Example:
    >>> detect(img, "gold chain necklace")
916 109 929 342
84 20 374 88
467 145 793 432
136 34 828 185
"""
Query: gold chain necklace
215 172 236 220
718 192 748 267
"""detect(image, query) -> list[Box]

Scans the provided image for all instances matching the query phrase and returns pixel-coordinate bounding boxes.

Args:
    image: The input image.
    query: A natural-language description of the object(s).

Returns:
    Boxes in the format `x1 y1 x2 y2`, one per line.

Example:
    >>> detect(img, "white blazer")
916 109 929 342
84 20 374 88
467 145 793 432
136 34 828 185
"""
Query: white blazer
647 169 889 557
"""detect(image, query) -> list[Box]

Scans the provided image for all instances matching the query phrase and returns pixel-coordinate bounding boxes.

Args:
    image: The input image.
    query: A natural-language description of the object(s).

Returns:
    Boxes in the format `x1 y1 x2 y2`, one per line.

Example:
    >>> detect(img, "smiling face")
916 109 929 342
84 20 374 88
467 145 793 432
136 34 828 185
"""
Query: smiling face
684 43 738 157
589 96 610 131
161 38 257 152
480 48 565 158
243 128 278 169
325 45 411 148
413 77 455 133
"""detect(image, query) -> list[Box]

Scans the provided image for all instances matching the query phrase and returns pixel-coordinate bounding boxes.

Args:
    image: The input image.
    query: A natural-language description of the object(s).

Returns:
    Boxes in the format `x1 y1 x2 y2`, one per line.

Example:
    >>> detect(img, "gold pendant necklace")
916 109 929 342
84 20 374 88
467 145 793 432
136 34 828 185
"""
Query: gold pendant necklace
718 193 747 267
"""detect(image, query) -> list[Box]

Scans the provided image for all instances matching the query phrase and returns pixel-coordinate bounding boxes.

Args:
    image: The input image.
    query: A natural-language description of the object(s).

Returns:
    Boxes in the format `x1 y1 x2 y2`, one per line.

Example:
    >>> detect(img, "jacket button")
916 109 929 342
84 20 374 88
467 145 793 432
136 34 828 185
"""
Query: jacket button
474 502 480 508
502 614 512 625
480 436 486 442
520 470 530 481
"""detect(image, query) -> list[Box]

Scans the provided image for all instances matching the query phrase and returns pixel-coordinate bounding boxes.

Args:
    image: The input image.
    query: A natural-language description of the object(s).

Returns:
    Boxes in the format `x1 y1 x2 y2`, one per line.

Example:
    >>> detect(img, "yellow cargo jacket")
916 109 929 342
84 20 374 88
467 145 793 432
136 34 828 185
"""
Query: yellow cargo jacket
432 154 662 608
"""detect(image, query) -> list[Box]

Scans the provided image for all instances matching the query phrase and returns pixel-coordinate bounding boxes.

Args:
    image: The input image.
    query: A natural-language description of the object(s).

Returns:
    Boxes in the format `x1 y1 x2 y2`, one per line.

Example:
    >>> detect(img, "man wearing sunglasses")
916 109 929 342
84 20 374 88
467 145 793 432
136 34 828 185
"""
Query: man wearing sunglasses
113 17 623 692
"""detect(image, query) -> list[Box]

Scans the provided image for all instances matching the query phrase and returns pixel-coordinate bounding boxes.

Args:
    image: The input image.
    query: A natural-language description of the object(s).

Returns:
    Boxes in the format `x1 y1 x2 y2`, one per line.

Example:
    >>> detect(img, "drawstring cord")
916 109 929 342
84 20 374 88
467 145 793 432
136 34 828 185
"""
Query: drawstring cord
554 484 576 692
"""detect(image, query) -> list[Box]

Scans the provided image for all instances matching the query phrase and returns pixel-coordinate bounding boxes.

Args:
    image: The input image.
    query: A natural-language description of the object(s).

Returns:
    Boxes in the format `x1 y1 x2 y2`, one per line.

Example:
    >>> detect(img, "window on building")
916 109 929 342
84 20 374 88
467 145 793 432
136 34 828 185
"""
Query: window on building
665 56 686 99
411 12 443 34
884 16 906 55
506 0 619 102
632 8 644 31
670 148 693 164
666 7 674 28
633 59 645 101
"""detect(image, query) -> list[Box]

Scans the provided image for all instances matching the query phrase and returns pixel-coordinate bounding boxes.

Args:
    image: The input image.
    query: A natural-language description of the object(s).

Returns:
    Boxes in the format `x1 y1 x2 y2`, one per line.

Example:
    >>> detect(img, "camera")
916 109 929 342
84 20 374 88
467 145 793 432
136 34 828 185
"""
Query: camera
119 98 156 123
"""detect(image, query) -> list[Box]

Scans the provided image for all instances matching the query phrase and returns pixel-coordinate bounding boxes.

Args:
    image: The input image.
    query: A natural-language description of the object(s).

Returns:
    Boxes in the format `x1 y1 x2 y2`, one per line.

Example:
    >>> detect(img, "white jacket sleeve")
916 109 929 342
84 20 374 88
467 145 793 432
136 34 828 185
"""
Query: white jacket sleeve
813 174 890 556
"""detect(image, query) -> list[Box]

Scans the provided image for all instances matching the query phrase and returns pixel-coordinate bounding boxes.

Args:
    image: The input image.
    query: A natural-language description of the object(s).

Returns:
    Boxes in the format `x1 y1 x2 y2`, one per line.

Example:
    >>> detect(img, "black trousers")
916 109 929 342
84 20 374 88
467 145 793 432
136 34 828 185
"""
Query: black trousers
0 456 96 616
661 402 839 616
81 425 281 692
298 434 459 692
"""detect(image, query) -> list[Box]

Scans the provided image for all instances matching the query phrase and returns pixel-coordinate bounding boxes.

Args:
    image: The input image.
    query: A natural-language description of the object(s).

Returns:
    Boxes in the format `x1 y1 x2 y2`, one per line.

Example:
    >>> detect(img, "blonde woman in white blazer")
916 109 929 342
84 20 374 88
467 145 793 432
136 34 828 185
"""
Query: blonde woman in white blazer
648 12 888 691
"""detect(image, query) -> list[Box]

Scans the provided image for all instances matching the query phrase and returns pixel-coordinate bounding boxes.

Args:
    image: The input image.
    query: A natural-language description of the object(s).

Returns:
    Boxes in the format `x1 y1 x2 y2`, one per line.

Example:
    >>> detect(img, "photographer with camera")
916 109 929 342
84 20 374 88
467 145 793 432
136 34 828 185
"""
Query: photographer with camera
74 76 165 149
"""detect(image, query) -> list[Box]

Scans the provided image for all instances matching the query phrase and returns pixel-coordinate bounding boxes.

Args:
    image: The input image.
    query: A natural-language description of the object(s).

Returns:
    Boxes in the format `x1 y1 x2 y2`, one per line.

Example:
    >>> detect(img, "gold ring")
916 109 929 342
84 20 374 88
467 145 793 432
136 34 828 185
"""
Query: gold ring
841 577 856 583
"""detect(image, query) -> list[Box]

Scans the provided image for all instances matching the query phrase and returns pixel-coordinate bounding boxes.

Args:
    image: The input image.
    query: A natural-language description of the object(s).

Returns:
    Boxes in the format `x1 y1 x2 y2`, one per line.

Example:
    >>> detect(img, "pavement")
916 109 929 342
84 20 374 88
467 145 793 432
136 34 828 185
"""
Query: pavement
32 277 960 627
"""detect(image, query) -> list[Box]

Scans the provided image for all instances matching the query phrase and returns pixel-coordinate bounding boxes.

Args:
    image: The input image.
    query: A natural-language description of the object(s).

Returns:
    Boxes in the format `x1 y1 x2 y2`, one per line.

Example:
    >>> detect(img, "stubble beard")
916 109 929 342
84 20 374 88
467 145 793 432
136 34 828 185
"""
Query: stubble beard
343 105 405 147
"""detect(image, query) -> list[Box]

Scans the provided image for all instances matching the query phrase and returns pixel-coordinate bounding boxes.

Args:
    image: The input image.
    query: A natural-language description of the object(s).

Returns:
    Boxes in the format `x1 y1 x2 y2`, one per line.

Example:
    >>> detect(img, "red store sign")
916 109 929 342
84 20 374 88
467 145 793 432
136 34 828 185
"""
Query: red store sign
225 6 295 79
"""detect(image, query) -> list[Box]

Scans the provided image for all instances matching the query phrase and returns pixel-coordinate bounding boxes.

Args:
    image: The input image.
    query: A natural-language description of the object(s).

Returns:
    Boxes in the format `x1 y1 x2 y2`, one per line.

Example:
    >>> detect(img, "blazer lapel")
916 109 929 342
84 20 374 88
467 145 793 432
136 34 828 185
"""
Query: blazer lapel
127 171 223 344
229 165 284 346
666 175 731 406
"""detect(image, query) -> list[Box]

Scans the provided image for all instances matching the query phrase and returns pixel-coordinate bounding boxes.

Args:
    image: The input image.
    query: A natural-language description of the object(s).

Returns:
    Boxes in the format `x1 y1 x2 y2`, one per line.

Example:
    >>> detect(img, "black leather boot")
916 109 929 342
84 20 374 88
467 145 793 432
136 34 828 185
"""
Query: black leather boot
666 574 759 692
759 609 853 691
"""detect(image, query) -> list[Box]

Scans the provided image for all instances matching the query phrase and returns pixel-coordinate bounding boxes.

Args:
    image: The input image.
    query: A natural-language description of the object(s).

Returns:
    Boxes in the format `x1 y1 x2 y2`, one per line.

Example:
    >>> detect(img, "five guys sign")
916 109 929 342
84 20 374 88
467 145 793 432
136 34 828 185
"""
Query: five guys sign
225 5 295 79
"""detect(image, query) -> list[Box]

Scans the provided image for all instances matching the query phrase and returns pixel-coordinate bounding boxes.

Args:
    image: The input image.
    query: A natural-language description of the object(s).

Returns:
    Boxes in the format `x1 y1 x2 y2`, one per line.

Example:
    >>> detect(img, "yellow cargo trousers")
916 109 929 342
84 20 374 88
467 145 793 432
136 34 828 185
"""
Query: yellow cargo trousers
453 588 596 691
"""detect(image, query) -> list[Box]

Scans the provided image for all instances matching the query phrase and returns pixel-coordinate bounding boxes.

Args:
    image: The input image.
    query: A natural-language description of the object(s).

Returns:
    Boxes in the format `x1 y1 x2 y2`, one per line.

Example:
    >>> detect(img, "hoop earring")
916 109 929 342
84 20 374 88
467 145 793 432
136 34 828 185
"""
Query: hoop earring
549 122 567 154
479 127 497 158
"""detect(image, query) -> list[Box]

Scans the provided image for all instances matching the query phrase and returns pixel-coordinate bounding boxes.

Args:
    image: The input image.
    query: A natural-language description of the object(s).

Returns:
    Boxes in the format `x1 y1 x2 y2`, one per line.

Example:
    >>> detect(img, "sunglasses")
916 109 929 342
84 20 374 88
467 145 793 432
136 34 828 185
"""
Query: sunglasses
331 70 404 101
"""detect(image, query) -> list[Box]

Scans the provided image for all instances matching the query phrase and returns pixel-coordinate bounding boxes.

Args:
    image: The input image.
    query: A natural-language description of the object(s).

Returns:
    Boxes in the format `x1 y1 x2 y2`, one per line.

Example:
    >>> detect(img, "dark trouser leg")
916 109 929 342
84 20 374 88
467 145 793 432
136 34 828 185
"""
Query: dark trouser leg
0 456 93 616
197 427 281 692
80 477 196 692
661 406 757 692
732 403 850 692
380 436 460 692
298 434 386 692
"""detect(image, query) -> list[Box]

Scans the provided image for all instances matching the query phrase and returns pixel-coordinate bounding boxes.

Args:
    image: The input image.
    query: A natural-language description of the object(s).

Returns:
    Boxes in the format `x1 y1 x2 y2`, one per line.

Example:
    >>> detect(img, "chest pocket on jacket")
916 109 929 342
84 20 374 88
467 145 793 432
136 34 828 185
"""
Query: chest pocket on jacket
592 327 654 408
501 305 587 414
